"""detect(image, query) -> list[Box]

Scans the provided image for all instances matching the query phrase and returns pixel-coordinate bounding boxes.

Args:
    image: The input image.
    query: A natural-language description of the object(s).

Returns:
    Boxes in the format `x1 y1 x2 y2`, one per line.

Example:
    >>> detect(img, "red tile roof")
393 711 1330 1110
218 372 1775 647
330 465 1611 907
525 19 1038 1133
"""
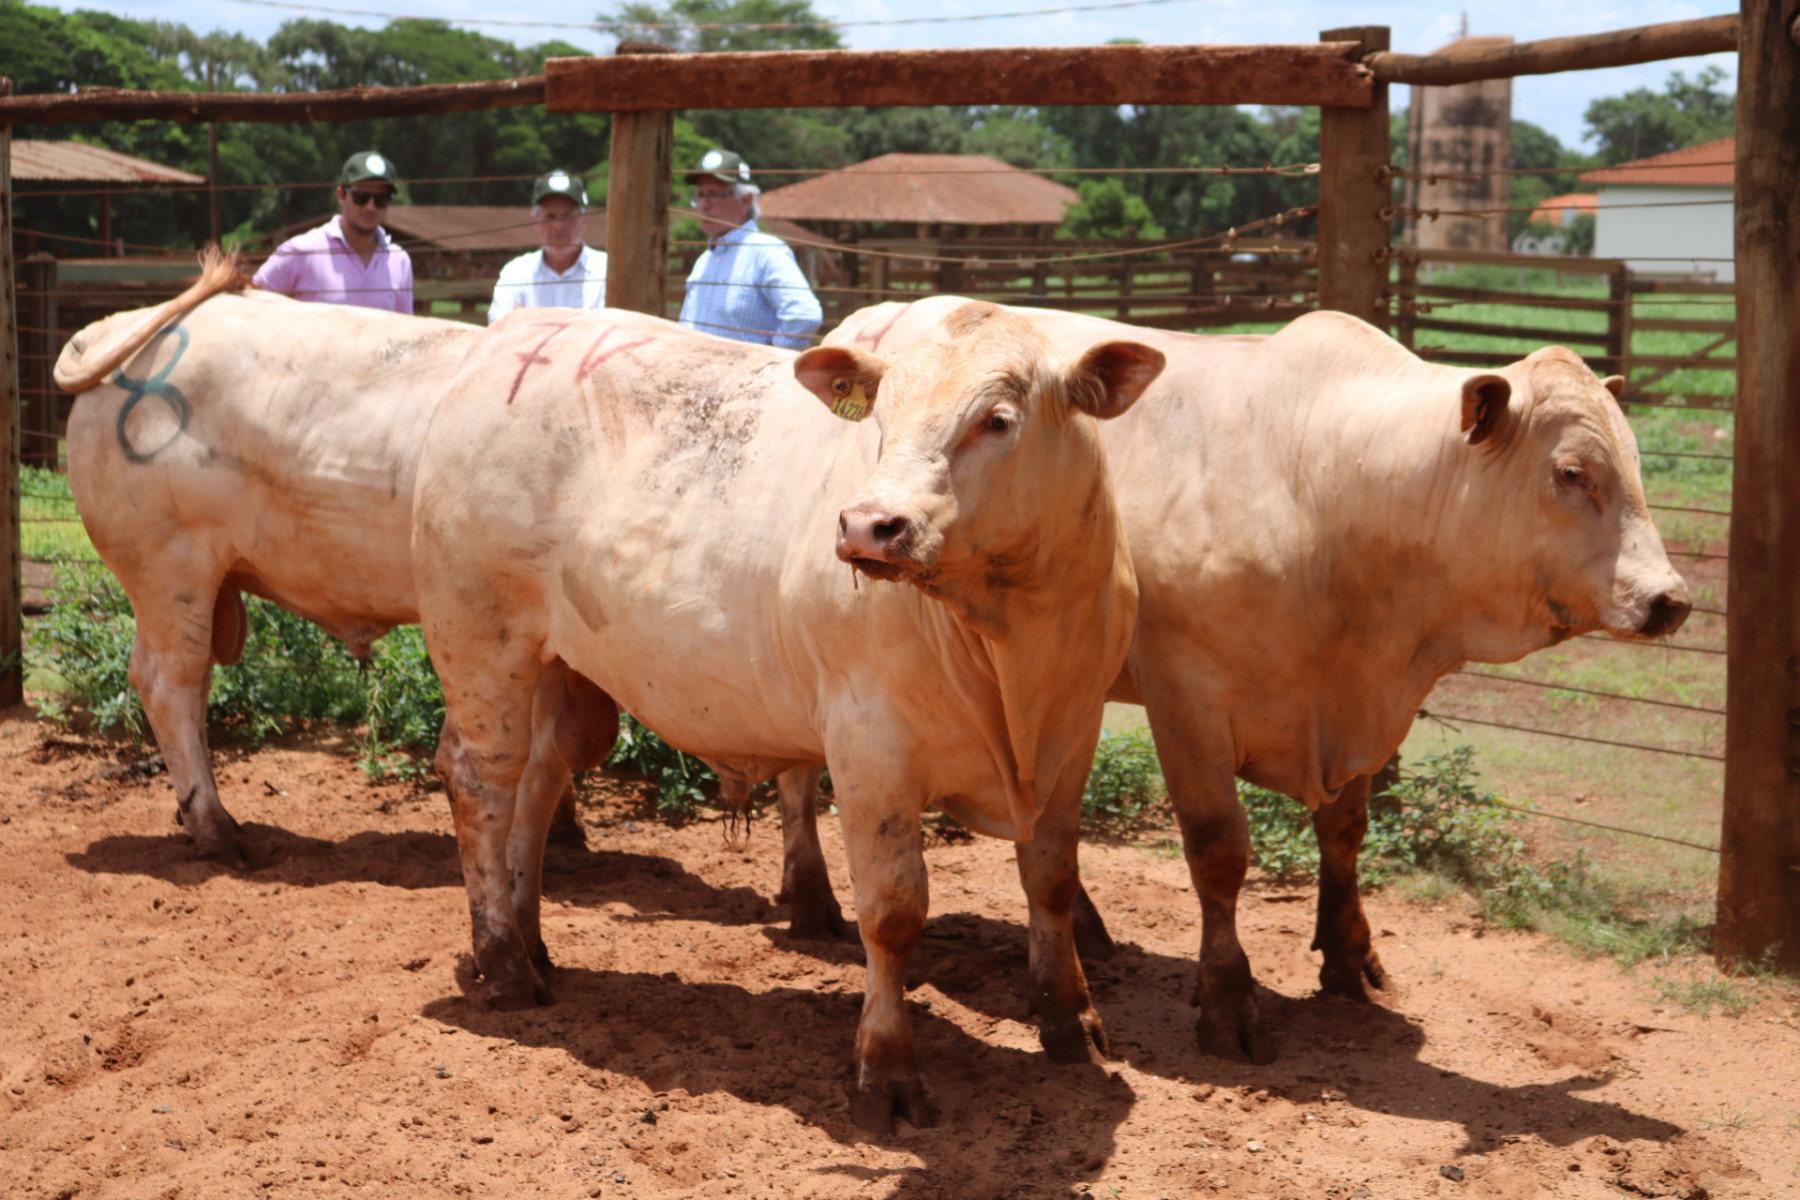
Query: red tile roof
13 140 206 184
1527 192 1597 225
759 154 1078 226
1579 137 1734 187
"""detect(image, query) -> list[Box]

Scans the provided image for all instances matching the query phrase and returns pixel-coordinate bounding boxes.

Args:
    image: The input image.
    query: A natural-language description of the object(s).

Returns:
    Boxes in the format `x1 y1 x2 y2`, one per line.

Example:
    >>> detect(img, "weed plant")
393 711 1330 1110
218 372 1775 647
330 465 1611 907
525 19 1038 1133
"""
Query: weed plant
1081 728 1167 830
1081 732 1714 967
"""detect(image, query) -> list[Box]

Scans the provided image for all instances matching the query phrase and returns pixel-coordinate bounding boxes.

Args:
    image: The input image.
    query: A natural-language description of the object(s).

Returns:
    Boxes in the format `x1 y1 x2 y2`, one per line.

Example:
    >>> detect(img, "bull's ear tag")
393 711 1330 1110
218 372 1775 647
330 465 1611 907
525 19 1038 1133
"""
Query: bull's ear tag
830 377 870 422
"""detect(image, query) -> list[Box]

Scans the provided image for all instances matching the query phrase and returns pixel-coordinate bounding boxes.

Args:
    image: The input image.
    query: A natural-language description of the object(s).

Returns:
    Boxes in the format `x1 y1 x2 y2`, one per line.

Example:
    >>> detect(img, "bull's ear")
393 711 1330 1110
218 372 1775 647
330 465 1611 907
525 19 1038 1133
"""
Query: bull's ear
1600 374 1627 404
1070 340 1165 420
1461 373 1513 446
795 345 886 422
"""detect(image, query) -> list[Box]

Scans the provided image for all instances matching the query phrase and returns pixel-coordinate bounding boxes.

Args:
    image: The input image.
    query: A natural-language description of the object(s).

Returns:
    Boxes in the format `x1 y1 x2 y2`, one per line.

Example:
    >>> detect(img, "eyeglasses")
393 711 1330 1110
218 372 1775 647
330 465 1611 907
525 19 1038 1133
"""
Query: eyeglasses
343 187 393 209
691 189 739 206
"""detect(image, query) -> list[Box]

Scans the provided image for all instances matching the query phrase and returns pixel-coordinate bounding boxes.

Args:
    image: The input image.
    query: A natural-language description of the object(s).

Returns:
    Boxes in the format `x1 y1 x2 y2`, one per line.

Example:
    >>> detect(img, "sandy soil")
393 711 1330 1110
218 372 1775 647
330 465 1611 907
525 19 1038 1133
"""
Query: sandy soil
2 708 1795 1200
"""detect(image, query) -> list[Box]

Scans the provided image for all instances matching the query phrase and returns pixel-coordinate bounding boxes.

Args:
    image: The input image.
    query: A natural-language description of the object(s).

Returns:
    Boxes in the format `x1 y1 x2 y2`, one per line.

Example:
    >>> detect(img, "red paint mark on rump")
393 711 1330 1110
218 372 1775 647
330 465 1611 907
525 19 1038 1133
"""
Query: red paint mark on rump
575 329 655 383
506 320 573 405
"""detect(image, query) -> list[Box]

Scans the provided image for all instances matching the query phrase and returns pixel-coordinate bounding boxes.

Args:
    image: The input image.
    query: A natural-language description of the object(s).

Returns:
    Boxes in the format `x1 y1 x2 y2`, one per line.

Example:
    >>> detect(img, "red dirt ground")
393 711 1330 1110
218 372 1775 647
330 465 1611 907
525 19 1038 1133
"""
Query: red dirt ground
1 708 1795 1200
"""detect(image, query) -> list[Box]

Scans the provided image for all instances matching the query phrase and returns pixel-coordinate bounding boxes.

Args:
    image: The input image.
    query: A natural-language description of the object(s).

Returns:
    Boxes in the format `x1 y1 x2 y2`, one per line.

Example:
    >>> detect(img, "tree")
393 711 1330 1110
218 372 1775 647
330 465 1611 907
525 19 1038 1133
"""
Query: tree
1506 119 1592 243
599 0 840 53
1583 66 1734 165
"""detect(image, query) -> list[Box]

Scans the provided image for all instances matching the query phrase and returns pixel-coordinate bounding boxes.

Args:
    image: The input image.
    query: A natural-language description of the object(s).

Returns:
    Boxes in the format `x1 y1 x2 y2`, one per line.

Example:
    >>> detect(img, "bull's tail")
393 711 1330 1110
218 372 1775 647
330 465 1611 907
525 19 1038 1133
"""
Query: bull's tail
54 245 251 394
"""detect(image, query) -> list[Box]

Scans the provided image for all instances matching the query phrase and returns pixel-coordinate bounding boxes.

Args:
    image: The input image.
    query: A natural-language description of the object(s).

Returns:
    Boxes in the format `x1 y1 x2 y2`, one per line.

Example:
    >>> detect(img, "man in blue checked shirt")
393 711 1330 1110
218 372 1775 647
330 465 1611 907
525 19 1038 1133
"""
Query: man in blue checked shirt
677 149 822 349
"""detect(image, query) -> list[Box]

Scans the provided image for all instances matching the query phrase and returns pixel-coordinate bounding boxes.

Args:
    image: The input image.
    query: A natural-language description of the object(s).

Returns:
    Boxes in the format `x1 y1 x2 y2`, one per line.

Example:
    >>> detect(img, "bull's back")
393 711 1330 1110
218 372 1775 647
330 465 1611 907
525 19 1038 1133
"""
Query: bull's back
417 309 961 768
67 292 480 636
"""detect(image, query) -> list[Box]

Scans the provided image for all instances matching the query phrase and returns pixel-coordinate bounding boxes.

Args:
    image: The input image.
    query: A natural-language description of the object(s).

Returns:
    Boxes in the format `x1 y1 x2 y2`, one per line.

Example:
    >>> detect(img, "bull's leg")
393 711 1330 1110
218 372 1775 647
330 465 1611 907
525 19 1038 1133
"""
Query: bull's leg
837 788 937 1134
1014 760 1108 1064
124 573 244 865
1311 774 1389 999
1070 882 1119 962
510 665 577 976
775 766 855 941
545 783 587 851
1149 710 1277 1065
432 647 553 1011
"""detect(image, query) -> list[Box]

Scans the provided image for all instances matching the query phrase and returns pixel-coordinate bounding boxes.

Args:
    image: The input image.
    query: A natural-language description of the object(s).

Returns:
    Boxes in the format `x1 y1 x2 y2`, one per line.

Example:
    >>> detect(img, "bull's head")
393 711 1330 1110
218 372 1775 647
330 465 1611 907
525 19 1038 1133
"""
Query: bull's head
794 303 1163 627
1458 347 1691 647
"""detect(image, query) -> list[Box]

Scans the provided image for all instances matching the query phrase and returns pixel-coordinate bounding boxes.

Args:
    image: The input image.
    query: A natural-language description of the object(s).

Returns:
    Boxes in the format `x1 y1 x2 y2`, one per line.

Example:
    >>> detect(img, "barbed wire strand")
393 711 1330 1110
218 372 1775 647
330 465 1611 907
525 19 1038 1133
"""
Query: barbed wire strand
219 0 1200 31
1453 668 1725 716
1385 161 1733 182
1579 633 1725 657
1484 799 1721 854
16 161 1321 200
1418 708 1723 762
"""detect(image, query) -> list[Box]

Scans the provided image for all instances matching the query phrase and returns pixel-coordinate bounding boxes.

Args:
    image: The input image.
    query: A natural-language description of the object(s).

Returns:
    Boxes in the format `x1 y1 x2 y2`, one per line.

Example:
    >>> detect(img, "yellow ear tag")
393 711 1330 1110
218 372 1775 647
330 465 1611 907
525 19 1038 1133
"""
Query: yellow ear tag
830 377 870 422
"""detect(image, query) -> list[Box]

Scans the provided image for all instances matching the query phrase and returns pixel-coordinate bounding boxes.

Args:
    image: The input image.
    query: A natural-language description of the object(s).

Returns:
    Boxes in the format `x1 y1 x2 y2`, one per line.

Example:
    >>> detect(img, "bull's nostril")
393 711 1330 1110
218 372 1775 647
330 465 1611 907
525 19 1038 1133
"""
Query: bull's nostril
1641 593 1692 638
872 516 908 545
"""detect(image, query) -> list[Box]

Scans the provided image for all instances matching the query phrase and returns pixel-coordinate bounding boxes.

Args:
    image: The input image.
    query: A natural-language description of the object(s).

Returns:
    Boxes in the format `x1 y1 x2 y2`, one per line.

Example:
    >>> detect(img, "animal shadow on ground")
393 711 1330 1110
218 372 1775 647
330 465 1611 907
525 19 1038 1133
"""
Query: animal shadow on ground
429 965 1138 1200
866 908 1685 1156
65 828 788 929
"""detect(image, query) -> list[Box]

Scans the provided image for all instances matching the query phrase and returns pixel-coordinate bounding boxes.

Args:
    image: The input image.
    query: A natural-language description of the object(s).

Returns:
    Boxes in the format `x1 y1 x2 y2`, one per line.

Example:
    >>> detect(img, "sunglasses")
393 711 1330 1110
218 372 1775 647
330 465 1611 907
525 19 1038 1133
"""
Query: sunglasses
343 187 393 209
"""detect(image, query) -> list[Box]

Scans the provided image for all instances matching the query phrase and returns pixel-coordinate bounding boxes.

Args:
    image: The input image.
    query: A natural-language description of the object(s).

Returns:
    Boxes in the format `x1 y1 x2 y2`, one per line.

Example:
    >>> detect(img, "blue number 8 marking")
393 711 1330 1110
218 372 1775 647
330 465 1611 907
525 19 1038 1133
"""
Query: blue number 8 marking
113 325 191 465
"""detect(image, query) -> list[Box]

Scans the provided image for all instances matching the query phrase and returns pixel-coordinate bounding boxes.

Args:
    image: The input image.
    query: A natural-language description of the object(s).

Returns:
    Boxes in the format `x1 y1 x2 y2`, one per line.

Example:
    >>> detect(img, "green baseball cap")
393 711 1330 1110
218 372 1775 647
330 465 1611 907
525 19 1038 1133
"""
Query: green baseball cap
340 150 400 187
685 148 753 186
532 170 589 208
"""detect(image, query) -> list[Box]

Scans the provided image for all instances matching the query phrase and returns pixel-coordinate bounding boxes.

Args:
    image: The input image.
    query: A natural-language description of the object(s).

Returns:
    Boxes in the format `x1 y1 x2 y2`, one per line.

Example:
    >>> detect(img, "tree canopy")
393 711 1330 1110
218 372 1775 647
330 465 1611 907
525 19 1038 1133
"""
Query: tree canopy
0 0 1739 257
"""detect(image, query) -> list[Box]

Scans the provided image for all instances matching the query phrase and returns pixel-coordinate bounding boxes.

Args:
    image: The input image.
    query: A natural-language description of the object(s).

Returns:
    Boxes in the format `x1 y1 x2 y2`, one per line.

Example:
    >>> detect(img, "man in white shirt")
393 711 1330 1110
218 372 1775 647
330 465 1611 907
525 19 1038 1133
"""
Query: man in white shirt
488 170 608 323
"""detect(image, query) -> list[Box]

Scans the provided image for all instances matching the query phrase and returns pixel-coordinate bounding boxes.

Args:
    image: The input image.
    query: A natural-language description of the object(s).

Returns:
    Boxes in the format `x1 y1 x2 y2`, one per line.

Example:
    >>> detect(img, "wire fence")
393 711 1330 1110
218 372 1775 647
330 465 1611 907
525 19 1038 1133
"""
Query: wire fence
13 157 1738 851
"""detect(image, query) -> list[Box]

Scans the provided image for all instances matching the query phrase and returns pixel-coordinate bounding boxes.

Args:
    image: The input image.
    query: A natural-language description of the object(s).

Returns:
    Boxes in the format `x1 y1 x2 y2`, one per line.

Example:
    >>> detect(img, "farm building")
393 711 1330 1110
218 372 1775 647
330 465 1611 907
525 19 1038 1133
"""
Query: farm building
1580 137 1734 280
758 153 1079 241
11 139 206 256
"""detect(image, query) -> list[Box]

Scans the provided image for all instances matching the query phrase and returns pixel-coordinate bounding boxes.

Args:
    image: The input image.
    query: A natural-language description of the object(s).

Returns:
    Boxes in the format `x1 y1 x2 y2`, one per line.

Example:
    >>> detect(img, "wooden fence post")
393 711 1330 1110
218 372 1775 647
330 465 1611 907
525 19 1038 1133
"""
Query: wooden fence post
1317 26 1392 327
1719 0 1800 975
0 77 22 708
603 44 675 318
1395 251 1419 350
1604 262 1635 382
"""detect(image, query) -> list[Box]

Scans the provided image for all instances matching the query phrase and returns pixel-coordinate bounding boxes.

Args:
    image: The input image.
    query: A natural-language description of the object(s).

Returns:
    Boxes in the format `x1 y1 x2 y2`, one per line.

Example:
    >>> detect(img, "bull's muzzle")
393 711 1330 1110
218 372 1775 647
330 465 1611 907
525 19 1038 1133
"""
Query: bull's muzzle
837 502 920 582
1638 587 1692 639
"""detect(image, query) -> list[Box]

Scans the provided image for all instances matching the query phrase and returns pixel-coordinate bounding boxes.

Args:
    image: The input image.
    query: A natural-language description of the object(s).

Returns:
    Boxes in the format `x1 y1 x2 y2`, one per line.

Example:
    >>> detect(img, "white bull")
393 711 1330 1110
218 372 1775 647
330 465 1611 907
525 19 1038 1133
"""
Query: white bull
412 302 1162 1131
796 298 1692 1062
54 257 606 866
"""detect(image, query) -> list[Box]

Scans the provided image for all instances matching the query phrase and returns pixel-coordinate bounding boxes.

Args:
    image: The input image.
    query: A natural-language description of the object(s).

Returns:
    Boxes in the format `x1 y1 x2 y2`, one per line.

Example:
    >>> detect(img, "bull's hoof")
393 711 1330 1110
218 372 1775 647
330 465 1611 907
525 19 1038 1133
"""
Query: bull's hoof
1318 947 1388 1001
528 938 554 977
789 905 857 944
1195 1005 1278 1065
850 1075 939 1135
1039 1007 1108 1064
187 824 247 869
1071 885 1118 962
483 965 555 1012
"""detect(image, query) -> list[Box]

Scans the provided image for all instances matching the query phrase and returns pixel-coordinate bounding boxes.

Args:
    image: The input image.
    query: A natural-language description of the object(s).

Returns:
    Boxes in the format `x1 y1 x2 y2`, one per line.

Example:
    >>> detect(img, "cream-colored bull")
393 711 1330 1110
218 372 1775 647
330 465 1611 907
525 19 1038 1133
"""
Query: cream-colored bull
411 303 1161 1132
796 298 1692 1063
54 256 505 865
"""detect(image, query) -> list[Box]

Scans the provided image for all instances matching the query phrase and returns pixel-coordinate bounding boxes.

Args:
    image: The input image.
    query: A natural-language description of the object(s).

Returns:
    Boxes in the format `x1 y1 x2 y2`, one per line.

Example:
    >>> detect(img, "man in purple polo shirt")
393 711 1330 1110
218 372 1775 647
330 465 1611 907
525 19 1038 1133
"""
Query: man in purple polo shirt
253 150 414 314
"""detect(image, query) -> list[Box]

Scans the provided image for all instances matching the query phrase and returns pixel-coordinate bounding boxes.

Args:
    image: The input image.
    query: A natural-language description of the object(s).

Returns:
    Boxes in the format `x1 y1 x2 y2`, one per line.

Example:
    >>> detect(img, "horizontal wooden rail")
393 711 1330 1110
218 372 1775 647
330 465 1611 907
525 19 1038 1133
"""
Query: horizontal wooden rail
0 76 545 128
546 43 1375 112
1404 247 1624 275
1369 14 1738 85
1410 316 1610 345
1636 318 1737 334
1404 282 1617 311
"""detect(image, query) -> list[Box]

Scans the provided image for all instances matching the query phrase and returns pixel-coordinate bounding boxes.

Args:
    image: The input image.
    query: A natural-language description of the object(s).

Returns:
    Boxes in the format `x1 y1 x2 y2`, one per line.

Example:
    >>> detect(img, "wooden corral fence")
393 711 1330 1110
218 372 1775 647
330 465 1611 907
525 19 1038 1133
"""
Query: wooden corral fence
0 6 1794 971
1390 247 1739 410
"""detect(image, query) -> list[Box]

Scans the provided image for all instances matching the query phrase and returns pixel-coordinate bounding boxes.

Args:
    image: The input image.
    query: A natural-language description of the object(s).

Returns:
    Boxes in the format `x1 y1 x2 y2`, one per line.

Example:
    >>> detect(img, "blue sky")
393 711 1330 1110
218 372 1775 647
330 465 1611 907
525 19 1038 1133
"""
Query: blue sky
41 0 1736 150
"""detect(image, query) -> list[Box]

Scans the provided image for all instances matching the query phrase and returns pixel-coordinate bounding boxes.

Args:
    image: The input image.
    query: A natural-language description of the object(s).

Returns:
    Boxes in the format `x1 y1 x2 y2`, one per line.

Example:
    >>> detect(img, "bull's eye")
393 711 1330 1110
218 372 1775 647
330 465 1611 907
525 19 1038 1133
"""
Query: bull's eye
1557 463 1586 488
984 411 1013 434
